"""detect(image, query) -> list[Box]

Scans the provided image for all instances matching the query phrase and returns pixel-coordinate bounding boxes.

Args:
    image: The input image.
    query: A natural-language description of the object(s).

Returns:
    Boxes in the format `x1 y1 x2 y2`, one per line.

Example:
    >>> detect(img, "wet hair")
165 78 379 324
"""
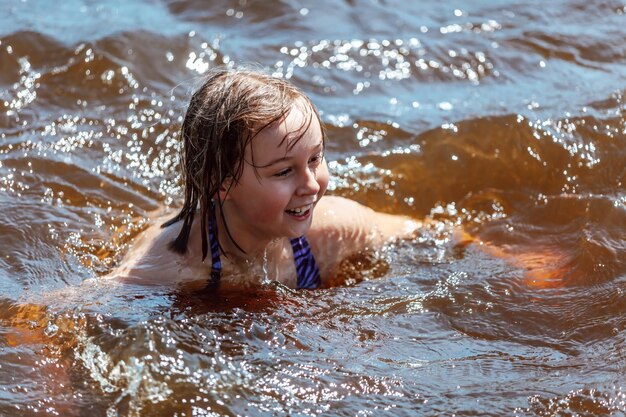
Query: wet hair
163 66 326 260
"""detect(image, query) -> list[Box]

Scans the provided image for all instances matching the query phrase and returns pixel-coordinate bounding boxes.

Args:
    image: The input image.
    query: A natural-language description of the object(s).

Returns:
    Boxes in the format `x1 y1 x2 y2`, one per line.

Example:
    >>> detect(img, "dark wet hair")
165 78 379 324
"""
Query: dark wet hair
163 66 325 260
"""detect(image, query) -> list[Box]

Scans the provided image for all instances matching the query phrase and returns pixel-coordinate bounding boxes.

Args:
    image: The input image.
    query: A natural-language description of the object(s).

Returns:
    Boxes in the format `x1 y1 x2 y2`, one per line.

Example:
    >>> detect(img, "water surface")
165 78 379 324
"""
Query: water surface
1 0 625 415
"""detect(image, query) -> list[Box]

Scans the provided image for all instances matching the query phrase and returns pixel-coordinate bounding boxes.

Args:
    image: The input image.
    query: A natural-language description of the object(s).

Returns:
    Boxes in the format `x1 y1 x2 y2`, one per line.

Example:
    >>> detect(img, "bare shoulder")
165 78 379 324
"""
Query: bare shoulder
306 196 421 277
310 196 420 243
107 211 209 285
311 195 375 229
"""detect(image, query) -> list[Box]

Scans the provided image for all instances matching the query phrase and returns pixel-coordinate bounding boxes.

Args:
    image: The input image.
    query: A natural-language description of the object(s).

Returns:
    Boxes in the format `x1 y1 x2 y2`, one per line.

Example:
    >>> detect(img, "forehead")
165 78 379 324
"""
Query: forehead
247 100 322 162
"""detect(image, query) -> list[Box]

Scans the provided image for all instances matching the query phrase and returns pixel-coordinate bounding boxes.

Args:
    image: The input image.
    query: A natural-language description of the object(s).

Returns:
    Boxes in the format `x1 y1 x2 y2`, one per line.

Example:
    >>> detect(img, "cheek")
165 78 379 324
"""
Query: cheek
317 160 330 195
248 185 292 220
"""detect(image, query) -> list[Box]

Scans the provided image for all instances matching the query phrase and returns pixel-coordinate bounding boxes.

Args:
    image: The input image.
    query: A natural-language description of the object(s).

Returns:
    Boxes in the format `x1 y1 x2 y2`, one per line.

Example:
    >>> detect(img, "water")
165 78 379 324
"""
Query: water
1 0 625 415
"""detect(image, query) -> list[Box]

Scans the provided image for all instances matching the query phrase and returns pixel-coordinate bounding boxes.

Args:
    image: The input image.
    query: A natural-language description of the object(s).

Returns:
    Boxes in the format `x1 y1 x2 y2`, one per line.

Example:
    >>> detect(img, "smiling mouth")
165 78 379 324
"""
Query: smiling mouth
285 203 313 217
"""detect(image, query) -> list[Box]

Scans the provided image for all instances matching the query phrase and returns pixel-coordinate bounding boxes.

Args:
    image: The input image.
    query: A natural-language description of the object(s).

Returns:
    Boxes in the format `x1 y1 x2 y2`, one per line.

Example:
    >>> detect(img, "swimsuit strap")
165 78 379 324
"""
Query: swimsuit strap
207 201 222 286
290 236 321 289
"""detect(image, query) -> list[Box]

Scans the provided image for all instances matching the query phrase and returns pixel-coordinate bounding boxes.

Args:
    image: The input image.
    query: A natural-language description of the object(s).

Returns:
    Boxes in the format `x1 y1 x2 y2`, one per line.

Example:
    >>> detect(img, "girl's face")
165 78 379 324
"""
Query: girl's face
221 101 329 248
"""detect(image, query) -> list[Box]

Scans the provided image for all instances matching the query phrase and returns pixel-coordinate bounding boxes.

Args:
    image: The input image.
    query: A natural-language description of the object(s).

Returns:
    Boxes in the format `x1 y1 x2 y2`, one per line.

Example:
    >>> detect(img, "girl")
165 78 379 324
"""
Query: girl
112 67 421 290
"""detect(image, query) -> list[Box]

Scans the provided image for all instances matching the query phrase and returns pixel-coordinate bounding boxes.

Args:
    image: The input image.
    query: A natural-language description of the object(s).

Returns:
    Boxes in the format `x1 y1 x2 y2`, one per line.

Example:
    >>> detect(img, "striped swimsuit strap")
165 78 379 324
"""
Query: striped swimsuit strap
207 201 222 287
289 236 321 289
207 202 321 289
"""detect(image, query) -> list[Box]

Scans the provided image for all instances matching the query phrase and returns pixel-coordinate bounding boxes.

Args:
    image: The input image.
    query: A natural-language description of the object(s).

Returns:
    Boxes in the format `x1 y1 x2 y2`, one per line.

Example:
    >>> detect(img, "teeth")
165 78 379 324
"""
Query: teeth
287 204 310 214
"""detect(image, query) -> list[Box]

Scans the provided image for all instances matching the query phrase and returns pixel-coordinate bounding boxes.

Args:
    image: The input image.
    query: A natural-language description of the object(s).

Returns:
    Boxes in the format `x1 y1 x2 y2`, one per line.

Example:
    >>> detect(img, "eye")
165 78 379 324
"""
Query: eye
309 152 323 165
273 167 292 177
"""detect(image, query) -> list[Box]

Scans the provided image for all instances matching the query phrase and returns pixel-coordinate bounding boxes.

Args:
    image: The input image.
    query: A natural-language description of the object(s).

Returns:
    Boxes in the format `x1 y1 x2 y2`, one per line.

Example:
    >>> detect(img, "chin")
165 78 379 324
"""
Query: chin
286 223 312 239
285 229 308 239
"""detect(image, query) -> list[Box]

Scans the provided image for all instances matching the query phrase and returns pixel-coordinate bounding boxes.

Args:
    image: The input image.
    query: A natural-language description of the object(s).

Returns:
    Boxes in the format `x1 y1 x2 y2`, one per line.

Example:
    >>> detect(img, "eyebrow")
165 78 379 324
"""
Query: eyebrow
259 140 324 168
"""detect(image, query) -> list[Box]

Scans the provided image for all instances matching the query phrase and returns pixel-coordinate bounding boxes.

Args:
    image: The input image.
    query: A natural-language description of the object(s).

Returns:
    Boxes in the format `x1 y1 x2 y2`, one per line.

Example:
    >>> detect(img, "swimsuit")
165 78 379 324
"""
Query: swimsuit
207 202 321 289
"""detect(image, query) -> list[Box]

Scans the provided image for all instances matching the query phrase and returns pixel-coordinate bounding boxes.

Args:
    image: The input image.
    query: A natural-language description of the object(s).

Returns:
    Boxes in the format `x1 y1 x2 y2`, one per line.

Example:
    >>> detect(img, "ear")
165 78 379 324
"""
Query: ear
217 177 233 201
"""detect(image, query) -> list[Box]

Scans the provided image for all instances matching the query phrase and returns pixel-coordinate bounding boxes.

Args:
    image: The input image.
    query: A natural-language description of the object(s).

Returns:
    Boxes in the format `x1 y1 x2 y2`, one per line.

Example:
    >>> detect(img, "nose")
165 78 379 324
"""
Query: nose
296 166 320 196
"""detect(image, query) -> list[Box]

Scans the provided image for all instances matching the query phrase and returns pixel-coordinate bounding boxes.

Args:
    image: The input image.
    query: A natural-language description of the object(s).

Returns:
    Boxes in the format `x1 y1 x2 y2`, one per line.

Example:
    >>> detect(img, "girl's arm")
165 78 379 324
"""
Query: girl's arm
312 195 420 243
308 196 421 279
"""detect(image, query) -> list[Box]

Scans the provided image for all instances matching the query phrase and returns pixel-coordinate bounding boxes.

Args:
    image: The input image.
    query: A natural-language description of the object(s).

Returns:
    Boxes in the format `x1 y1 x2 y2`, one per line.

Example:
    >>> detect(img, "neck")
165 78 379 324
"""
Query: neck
213 203 277 262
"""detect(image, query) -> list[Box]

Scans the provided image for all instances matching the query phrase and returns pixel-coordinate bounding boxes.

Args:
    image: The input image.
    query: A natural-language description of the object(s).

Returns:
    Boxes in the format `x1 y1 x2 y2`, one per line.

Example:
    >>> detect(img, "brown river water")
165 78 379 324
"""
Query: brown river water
1 0 625 415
